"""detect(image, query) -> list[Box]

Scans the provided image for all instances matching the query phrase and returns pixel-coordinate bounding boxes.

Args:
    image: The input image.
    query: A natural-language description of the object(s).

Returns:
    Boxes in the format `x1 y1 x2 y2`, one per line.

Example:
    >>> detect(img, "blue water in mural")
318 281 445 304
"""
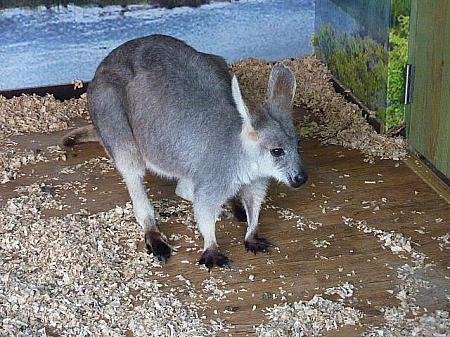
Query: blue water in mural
0 0 315 90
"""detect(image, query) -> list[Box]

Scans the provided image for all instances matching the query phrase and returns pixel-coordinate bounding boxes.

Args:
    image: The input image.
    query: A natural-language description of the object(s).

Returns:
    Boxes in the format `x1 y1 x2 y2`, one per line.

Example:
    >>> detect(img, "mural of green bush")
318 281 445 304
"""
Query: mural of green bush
312 25 388 119
386 15 409 128
386 0 411 129
314 0 411 130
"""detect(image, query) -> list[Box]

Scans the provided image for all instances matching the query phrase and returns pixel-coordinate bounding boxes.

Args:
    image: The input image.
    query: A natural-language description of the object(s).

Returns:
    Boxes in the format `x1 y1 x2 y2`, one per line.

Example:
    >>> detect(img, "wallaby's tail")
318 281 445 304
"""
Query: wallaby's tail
62 125 98 147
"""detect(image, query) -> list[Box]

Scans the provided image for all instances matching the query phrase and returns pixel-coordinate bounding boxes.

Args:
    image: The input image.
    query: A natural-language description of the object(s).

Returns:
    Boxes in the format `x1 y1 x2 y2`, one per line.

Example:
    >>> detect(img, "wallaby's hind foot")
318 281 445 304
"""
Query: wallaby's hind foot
199 247 231 271
145 230 172 263
244 234 273 254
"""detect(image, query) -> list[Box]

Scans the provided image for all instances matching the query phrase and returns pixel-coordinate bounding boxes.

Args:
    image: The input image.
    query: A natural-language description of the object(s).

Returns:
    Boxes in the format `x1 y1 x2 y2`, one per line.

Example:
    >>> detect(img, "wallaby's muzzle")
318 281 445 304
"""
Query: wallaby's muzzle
289 170 308 188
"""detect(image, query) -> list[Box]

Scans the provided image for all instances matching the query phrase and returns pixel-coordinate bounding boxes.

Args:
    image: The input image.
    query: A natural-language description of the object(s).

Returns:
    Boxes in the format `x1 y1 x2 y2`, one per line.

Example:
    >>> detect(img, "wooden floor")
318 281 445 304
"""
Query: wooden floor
1 121 449 336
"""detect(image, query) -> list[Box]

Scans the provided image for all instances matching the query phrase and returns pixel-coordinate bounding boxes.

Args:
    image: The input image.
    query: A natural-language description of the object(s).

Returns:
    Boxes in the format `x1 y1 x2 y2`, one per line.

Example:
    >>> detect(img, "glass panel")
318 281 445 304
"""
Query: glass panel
314 0 391 123
0 0 315 90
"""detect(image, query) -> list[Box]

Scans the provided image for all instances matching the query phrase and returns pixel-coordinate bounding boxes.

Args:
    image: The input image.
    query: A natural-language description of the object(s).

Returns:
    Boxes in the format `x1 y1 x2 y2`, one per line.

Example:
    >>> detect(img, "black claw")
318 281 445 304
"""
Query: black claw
245 235 273 254
145 231 172 262
199 248 232 271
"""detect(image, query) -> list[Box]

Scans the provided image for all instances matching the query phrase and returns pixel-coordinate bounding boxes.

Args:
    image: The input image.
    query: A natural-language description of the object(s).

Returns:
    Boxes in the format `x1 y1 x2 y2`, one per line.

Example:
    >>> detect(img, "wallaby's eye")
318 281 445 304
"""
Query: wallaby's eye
270 148 285 157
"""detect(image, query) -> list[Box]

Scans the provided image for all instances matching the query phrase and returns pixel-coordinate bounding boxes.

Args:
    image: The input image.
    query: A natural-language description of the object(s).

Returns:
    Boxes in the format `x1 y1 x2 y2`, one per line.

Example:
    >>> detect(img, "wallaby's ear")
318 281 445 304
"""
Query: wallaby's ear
232 75 252 127
232 75 259 141
267 64 296 111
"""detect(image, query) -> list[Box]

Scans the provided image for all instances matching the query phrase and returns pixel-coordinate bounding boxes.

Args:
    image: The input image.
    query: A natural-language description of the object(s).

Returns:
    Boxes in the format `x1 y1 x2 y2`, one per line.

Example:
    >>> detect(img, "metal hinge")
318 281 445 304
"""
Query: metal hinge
405 64 415 104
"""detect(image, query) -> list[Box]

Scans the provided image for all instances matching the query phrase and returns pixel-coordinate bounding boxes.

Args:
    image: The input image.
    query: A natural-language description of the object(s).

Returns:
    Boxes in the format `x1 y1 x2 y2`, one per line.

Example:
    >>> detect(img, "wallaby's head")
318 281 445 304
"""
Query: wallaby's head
232 64 307 188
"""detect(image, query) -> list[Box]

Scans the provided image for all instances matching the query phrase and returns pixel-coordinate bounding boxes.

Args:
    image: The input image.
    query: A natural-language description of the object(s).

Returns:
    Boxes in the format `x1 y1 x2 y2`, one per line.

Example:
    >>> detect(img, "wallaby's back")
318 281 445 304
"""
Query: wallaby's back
89 35 242 178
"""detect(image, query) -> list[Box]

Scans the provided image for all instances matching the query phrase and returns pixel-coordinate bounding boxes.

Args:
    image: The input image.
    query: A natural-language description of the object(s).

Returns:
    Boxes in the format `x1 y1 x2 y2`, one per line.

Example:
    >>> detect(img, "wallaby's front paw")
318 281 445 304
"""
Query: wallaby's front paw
145 231 172 263
245 235 273 254
199 248 231 271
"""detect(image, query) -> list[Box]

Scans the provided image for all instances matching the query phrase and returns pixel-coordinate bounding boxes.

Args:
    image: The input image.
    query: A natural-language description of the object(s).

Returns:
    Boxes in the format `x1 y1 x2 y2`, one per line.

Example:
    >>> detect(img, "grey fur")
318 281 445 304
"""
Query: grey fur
87 35 307 267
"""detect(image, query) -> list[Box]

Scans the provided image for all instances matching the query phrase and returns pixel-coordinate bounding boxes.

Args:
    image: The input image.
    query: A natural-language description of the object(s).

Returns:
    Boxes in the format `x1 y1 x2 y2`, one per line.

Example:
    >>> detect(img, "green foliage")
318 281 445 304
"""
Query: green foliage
385 0 411 129
314 5 411 130
313 25 388 117
390 0 411 26
386 15 409 128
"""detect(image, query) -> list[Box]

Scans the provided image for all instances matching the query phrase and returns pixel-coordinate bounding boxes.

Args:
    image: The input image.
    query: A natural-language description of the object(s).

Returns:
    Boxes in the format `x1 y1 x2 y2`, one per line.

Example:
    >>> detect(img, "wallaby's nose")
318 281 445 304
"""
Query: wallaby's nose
290 172 308 188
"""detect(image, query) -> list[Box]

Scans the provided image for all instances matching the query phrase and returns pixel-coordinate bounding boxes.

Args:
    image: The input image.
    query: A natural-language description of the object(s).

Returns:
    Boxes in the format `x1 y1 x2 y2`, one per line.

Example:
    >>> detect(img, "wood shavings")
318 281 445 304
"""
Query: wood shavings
72 79 84 89
256 294 363 336
201 277 233 302
0 93 88 137
0 94 88 184
342 217 449 336
311 238 331 248
365 310 449 337
0 184 226 336
266 204 322 231
71 156 115 173
431 233 450 251
324 282 355 299
343 217 413 254
0 141 46 183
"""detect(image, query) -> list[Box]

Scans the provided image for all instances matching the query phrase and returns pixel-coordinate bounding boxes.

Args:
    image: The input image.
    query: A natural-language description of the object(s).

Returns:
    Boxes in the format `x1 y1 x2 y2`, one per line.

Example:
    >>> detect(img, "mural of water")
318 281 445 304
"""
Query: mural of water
0 0 315 90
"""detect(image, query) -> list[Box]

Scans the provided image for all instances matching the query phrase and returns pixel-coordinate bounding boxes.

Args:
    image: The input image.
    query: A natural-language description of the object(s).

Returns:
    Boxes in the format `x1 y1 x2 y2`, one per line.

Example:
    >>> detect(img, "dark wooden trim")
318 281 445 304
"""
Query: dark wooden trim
331 77 385 134
331 78 449 184
0 82 89 100
2 78 386 134
408 150 450 188
405 153 450 202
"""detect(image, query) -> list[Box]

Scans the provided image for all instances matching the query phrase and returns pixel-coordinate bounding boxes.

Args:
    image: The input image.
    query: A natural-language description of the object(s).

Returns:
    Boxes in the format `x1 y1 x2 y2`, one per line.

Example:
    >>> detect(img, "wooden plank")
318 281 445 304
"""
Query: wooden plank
1 119 449 335
405 155 450 203
435 2 450 177
0 82 88 100
409 1 435 159
407 0 450 178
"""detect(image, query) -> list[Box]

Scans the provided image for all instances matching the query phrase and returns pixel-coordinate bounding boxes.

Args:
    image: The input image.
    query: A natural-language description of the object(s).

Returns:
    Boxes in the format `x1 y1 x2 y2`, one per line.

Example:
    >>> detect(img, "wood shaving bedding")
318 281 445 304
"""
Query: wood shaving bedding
0 94 88 137
365 310 449 337
311 238 331 248
0 184 226 336
265 204 322 231
431 232 450 251
342 217 414 255
201 276 234 302
324 282 355 300
0 141 46 184
342 217 449 336
256 294 363 337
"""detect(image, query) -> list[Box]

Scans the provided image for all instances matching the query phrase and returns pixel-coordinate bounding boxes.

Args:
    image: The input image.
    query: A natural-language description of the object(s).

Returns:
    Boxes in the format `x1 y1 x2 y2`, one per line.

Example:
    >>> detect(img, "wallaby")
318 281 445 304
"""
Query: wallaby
63 35 307 269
